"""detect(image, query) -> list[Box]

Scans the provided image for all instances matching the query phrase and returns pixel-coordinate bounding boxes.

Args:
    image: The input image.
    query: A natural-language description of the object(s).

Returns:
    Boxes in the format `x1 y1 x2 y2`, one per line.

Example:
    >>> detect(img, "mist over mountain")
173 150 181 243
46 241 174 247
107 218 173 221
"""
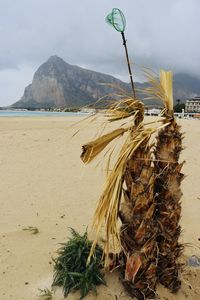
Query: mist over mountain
12 56 200 109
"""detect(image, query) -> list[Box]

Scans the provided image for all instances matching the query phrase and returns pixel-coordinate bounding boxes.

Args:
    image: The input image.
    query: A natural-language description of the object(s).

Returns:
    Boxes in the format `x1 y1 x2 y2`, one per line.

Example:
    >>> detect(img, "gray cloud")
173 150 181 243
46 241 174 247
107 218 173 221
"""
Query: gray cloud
0 0 200 105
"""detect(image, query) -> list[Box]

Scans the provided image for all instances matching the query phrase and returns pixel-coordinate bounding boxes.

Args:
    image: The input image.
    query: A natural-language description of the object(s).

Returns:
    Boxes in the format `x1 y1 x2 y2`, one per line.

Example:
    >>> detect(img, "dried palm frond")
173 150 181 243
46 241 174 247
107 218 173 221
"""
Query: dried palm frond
87 126 159 266
81 117 165 167
140 69 173 117
92 83 144 125
79 76 175 300
81 127 129 164
160 70 173 112
106 97 144 123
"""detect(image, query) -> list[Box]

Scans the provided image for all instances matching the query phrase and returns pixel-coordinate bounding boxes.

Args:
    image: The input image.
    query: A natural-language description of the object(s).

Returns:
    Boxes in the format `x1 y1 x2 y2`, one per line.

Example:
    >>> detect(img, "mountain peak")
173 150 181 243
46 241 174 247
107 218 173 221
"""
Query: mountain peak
44 55 69 68
47 55 65 63
12 56 128 109
11 56 200 109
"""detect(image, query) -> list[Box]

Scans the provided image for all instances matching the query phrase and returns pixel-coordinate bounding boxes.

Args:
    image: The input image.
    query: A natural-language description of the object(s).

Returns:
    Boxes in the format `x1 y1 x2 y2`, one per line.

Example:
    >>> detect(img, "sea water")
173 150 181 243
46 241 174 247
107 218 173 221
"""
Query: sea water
0 110 88 117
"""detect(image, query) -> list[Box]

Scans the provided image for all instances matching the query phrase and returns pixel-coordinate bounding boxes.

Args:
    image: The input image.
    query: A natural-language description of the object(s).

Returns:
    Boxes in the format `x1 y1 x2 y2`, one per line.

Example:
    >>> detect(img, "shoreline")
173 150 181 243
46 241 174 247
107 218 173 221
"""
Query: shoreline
0 110 90 118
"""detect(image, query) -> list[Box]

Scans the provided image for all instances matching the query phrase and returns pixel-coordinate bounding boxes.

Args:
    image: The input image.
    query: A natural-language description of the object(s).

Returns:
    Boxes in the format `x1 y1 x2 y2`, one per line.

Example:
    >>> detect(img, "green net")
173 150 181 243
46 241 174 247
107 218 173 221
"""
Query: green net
106 8 126 32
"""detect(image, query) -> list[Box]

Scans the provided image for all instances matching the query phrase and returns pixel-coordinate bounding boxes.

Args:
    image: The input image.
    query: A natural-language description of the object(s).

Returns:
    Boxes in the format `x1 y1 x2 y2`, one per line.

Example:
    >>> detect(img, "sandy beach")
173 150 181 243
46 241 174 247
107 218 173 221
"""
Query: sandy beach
0 116 200 300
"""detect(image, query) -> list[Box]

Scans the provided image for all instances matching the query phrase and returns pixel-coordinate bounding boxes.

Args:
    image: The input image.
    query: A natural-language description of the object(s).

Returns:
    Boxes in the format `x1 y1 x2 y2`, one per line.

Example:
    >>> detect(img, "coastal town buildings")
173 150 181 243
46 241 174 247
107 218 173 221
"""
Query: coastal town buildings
185 97 200 113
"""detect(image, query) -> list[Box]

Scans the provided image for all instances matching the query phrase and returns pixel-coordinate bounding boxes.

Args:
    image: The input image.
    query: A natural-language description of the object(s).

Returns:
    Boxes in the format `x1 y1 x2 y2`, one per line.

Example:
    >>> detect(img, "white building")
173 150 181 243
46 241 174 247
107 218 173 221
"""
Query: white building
185 97 200 113
145 108 161 116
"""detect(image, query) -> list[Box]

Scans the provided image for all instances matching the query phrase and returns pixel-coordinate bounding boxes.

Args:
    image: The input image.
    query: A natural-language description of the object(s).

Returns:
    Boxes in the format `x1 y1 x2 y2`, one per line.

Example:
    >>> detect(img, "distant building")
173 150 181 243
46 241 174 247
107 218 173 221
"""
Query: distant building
185 97 200 113
145 108 161 116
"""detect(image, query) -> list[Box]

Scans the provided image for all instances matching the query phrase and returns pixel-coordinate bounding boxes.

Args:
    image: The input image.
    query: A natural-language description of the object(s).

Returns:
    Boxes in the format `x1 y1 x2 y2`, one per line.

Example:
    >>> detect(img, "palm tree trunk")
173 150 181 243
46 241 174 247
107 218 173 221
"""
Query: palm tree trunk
154 118 184 292
119 137 158 299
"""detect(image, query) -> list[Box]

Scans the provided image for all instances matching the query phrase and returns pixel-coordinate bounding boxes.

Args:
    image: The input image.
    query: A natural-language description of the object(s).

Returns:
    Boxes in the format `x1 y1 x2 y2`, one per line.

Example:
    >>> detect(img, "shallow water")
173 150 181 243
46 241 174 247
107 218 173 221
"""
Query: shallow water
0 110 87 117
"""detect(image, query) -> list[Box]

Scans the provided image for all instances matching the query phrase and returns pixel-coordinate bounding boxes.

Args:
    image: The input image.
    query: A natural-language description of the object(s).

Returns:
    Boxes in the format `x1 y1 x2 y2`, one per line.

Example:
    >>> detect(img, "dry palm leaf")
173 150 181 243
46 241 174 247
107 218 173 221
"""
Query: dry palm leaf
81 93 145 166
80 93 168 267
106 97 144 123
87 125 162 266
81 127 129 164
79 76 174 300
140 69 173 117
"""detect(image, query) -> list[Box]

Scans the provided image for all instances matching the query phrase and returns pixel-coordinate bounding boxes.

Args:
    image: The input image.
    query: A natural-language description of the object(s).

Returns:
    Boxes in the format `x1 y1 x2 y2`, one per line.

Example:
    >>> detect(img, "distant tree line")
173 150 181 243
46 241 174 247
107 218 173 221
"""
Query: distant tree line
174 99 185 112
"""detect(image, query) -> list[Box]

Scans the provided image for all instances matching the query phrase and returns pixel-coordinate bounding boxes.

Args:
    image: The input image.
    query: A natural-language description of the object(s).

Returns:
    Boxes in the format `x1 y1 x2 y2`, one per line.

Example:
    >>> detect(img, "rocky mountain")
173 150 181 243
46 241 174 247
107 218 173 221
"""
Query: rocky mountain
12 56 129 109
173 73 200 100
12 55 200 109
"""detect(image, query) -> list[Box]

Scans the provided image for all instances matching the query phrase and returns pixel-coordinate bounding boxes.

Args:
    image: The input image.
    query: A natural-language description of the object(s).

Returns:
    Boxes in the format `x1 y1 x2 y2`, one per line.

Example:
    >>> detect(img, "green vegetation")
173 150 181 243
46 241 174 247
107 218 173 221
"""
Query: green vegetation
52 228 105 299
174 99 185 112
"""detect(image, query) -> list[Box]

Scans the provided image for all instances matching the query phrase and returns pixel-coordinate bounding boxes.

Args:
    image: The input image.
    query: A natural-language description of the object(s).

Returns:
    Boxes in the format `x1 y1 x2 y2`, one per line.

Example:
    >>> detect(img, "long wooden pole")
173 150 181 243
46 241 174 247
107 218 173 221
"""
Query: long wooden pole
121 32 136 98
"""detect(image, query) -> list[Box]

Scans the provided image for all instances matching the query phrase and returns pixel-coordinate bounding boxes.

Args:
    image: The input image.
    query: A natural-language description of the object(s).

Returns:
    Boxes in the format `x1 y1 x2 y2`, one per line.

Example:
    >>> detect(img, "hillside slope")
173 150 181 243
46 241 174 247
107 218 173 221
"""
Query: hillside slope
12 56 200 109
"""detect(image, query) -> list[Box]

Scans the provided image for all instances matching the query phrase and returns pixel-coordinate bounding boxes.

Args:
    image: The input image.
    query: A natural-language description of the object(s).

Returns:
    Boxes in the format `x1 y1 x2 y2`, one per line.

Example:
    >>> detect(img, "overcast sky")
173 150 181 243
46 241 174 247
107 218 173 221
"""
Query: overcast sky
0 0 199 106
